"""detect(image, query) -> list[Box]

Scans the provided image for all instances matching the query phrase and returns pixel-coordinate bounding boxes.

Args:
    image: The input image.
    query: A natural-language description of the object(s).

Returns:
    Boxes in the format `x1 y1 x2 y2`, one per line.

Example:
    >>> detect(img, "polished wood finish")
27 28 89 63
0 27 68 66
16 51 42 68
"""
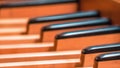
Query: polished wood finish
80 0 120 25
0 1 78 18
57 33 120 51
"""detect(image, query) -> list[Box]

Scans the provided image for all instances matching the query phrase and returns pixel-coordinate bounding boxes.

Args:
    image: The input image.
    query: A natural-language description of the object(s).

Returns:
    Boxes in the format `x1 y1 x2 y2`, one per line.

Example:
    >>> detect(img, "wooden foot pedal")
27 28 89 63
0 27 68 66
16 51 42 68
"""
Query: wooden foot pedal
56 26 120 51
79 43 120 67
0 50 81 68
0 42 54 54
0 11 100 34
41 18 111 42
93 52 120 68
0 27 26 35
0 18 111 54
79 0 120 25
0 50 81 63
0 59 80 68
76 52 120 68
0 0 78 18
0 0 29 4
0 34 40 44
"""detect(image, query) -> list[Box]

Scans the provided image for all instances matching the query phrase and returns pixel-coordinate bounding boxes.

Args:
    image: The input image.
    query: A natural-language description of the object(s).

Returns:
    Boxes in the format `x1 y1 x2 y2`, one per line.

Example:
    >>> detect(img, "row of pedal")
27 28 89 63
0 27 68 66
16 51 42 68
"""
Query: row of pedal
0 0 119 68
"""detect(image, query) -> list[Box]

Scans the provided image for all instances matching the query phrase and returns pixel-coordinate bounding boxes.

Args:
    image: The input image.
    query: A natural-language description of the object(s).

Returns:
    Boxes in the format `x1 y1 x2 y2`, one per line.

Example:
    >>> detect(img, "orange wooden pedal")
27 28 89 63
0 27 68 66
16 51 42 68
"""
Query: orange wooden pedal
0 59 80 68
79 0 120 25
79 43 120 67
0 18 110 54
0 0 29 4
56 26 120 51
93 52 120 68
0 50 81 63
0 0 78 18
0 10 100 35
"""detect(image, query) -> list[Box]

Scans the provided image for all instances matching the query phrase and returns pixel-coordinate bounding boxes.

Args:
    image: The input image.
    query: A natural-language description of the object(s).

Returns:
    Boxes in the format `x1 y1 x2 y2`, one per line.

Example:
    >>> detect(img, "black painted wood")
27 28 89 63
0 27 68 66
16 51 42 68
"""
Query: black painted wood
0 0 77 8
82 43 120 54
29 10 100 24
42 18 111 31
96 52 120 61
56 26 120 39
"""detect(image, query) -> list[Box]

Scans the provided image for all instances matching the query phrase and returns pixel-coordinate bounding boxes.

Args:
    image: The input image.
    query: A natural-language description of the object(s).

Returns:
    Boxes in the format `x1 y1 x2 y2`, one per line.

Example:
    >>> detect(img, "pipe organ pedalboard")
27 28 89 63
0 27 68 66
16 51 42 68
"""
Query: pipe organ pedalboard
0 0 120 68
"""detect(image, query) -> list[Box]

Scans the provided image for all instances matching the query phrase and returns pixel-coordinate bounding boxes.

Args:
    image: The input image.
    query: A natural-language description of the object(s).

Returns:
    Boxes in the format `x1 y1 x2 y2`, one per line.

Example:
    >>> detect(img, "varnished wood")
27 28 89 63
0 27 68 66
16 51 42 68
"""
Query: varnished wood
80 0 120 25
0 0 78 18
